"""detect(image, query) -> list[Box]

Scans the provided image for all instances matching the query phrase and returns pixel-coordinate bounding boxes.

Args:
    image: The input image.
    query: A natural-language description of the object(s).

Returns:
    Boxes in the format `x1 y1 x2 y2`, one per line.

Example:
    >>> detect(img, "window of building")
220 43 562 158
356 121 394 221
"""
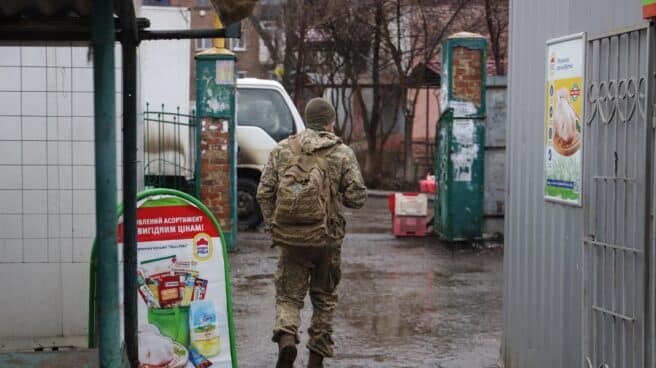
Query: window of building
258 21 279 64
195 38 213 50
196 0 211 8
236 88 296 142
229 31 246 51
143 0 171 5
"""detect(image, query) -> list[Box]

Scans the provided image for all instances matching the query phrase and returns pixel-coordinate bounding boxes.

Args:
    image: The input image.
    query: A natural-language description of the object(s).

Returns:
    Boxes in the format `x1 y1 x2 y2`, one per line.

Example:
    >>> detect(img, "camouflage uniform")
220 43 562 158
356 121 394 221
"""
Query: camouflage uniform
257 128 367 357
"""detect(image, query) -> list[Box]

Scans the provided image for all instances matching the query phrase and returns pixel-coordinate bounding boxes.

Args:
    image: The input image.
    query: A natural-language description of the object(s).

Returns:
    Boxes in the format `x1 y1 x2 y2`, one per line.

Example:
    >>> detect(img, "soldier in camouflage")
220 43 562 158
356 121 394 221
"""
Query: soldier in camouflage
257 97 367 368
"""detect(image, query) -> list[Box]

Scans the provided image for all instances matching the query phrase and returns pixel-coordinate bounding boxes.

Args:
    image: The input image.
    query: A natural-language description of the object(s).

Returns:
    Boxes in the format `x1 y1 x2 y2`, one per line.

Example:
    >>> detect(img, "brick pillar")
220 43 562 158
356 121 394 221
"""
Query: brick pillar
195 50 237 250
200 118 231 232
452 46 483 107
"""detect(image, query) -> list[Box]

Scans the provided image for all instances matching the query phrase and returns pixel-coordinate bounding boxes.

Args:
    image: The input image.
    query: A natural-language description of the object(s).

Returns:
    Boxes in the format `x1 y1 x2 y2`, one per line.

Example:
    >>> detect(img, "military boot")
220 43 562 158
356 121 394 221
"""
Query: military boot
276 333 297 368
307 350 324 368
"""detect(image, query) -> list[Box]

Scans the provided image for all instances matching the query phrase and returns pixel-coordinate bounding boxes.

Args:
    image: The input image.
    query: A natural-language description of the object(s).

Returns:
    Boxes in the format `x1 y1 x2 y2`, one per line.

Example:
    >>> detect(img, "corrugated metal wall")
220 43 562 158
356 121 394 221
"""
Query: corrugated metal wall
504 1 646 367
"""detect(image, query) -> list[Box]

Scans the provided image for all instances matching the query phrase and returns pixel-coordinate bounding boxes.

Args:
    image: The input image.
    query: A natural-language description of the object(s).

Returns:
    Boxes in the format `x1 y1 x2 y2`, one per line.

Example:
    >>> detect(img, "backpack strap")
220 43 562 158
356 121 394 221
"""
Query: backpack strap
313 144 340 216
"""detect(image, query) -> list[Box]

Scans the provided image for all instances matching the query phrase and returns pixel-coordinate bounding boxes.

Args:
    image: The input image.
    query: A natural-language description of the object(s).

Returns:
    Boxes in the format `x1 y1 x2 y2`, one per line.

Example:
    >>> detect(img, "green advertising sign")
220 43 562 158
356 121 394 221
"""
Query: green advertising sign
90 189 238 368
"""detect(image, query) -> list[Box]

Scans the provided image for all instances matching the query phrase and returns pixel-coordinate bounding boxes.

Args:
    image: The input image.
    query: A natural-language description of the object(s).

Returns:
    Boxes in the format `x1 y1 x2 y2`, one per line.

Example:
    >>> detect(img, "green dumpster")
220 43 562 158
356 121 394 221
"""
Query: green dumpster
435 33 487 242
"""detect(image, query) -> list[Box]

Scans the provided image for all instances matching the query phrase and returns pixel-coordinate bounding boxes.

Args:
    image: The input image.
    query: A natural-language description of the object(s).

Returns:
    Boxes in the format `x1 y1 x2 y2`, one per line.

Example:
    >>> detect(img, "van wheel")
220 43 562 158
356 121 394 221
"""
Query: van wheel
238 177 263 230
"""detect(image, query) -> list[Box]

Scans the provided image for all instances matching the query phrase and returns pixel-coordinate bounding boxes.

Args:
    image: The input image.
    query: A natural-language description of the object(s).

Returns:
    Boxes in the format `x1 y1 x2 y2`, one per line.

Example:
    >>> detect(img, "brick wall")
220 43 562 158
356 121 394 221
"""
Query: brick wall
199 118 232 231
451 46 483 107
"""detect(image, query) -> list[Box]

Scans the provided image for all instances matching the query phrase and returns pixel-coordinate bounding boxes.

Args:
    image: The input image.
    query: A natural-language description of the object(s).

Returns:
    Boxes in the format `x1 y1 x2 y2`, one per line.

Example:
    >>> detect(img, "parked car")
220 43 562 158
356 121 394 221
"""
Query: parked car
235 78 305 229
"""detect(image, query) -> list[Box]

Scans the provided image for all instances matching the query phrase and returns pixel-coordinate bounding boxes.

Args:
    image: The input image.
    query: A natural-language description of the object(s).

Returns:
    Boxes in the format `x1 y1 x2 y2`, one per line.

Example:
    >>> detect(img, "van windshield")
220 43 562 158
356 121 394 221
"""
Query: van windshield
236 88 296 142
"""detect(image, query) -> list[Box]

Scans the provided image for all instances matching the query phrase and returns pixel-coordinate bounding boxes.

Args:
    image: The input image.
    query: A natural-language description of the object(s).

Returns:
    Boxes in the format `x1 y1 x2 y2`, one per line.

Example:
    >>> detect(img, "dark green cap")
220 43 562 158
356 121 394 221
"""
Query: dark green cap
304 97 336 131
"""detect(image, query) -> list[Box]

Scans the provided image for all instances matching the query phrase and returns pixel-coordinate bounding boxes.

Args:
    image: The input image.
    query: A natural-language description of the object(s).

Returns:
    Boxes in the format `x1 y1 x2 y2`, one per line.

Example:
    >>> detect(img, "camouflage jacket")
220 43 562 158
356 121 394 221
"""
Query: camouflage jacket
256 129 367 244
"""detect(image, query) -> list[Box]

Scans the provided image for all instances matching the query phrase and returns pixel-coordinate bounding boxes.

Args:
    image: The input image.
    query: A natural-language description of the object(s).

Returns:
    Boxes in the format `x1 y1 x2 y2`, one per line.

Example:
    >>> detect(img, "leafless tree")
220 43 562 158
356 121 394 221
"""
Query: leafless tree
484 0 508 75
248 0 508 183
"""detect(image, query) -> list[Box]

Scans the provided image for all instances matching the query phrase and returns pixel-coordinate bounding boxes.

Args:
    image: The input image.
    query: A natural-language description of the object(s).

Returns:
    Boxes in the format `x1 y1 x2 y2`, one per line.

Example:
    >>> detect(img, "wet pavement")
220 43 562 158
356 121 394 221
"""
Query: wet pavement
229 197 503 367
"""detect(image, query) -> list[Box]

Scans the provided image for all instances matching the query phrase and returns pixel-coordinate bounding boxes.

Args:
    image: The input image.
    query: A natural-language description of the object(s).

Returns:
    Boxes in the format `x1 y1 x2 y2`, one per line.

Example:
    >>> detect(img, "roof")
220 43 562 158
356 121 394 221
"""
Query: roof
0 1 93 17
237 77 285 89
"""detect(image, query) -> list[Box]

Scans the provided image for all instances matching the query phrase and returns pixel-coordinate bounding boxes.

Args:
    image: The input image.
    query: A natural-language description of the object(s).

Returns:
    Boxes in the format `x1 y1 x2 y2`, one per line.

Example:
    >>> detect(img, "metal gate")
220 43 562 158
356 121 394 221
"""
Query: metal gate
143 103 200 197
583 24 655 368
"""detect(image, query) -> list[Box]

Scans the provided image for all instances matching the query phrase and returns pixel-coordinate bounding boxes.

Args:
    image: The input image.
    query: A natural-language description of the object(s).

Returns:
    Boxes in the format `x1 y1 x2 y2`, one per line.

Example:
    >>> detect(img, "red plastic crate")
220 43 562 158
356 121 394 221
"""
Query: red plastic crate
393 215 427 237
419 179 437 194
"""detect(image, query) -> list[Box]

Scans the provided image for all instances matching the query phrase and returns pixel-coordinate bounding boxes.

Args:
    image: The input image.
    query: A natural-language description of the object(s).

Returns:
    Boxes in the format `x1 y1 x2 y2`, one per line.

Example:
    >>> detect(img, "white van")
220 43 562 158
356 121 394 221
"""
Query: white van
236 78 305 228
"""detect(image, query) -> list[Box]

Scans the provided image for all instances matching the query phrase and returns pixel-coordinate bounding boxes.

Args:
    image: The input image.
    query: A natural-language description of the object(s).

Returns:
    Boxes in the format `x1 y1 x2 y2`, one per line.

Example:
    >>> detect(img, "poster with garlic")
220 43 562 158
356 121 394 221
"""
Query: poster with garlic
545 33 585 205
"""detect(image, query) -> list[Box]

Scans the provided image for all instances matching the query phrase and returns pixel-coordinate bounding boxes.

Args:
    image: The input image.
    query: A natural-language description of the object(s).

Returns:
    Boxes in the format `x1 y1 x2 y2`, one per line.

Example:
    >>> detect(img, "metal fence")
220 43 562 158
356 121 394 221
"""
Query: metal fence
143 103 199 197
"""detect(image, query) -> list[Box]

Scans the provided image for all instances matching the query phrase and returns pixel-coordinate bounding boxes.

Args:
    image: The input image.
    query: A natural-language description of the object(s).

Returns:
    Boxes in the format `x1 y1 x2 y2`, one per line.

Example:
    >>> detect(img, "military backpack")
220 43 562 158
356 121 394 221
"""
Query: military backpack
270 135 339 247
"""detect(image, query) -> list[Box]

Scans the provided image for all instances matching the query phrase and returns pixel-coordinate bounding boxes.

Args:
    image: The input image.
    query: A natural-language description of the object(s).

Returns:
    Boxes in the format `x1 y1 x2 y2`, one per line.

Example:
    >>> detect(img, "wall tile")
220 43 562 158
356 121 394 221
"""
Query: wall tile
0 141 22 165
72 214 94 238
23 238 48 262
58 141 72 165
55 47 72 67
47 190 60 214
0 264 62 337
73 190 95 214
59 166 72 188
58 115 72 140
21 92 47 116
22 116 47 140
23 214 47 238
23 190 47 214
54 67 72 92
0 46 20 66
72 92 93 116
2 116 21 140
72 67 93 92
48 237 61 262
0 92 21 115
21 46 47 67
0 238 22 262
72 237 93 263
71 47 91 67
72 116 94 141
0 190 21 214
0 214 22 238
22 141 47 165
72 165 94 190
0 67 20 91
62 262 89 335
23 165 47 190
0 166 22 189
55 91 72 116
72 141 94 165
46 116 58 140
21 67 46 91
47 141 59 165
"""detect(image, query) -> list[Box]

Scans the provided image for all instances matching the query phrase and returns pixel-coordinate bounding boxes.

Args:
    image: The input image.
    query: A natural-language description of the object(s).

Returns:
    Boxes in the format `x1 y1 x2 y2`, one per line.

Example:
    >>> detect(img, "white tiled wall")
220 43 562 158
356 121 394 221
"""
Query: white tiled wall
0 42 122 344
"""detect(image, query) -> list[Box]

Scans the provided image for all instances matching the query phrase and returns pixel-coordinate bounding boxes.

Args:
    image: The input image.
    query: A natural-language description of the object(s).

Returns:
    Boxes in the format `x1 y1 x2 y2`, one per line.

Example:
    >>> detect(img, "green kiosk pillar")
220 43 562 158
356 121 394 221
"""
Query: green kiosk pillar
196 19 238 250
435 32 487 242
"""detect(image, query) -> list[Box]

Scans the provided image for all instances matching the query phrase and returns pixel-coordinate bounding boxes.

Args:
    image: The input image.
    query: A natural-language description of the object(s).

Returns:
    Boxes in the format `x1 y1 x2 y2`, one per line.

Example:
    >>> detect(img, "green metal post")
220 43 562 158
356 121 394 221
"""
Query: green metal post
122 39 139 367
92 0 121 366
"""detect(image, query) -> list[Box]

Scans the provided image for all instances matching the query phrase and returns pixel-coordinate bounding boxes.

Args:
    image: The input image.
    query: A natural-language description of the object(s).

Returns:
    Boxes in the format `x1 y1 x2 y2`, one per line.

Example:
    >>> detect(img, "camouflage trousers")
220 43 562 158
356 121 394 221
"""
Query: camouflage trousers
272 245 341 357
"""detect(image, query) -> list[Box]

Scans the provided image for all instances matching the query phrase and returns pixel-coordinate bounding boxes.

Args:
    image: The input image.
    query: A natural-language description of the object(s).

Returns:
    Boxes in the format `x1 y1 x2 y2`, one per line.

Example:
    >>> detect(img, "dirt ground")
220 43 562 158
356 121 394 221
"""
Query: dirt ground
229 196 503 368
